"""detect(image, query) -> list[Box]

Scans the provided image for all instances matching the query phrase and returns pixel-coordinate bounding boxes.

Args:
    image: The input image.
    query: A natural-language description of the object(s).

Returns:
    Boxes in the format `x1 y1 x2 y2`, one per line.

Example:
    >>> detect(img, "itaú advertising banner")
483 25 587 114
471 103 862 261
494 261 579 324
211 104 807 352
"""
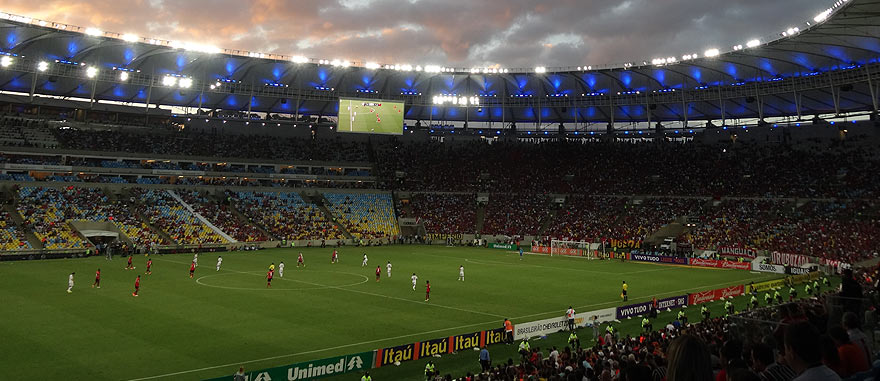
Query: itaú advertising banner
630 253 688 265
616 295 688 320
688 257 751 270
752 262 786 274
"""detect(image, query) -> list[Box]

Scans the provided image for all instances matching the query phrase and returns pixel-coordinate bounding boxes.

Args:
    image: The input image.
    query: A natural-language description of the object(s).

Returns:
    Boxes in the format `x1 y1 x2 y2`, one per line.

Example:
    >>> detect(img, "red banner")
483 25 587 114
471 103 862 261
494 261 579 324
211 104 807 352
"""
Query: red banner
770 252 811 267
531 246 550 254
688 285 744 305
688 257 750 270
530 246 581 256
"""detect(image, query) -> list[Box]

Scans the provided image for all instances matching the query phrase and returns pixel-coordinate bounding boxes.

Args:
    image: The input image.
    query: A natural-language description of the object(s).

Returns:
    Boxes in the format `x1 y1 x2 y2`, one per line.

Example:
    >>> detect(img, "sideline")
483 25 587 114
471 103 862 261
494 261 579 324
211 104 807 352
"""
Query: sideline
124 268 775 381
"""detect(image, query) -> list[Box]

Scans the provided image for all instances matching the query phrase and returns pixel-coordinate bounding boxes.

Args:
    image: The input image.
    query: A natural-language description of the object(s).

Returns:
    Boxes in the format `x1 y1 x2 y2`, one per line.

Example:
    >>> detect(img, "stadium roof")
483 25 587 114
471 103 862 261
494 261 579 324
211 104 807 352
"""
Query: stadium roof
0 0 877 124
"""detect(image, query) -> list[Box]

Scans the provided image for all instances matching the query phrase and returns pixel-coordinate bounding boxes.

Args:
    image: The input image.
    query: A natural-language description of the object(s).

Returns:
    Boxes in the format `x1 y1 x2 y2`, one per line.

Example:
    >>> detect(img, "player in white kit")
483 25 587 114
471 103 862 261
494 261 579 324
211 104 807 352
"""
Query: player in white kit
279 261 285 278
459 265 465 281
411 273 418 291
361 253 368 267
193 253 199 267
216 256 223 271
67 272 75 293
386 261 393 278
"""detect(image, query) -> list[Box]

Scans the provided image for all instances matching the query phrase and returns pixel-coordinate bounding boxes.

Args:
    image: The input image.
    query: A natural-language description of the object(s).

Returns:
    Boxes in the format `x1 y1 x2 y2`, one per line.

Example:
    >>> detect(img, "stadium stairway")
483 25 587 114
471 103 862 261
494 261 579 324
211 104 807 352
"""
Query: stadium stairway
311 193 355 240
536 208 558 236
3 203 42 249
215 192 278 241
644 218 689 246
475 202 487 232
166 190 236 243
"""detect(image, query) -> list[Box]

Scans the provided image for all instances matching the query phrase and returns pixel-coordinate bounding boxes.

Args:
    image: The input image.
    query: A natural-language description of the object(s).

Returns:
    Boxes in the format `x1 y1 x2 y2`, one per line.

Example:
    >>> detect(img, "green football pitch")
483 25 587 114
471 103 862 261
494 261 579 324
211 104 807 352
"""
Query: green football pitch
0 245 784 380
338 99 404 134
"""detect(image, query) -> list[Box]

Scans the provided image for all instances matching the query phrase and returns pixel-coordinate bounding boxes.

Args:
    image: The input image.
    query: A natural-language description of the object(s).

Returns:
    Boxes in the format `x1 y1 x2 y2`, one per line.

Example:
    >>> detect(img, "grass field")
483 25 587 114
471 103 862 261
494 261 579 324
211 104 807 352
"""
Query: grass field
338 98 405 134
0 245 785 380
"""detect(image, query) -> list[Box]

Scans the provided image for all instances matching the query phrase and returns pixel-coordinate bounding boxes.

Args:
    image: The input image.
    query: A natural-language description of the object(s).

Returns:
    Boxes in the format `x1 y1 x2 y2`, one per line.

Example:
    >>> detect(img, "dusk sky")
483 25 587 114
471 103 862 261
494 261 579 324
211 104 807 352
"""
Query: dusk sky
1 0 834 68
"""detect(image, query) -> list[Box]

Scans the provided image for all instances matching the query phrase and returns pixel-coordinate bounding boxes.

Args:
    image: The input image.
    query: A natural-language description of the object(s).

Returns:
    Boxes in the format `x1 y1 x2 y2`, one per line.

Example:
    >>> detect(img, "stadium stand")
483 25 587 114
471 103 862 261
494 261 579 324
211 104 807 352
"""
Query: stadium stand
480 193 548 237
403 193 476 234
0 210 31 250
324 192 399 240
131 188 227 245
228 191 345 241
177 190 268 242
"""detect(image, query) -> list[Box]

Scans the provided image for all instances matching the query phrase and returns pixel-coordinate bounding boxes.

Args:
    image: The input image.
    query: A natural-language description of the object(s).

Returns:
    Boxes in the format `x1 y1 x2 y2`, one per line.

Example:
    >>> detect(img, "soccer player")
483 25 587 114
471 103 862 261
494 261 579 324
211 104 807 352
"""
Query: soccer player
386 261 392 278
92 268 101 288
189 261 196 278
298 252 305 268
621 281 629 301
132 275 140 297
331 250 338 264
425 280 430 301
566 306 576 331
269 262 275 272
266 268 273 288
458 265 465 281
362 253 368 267
519 247 524 260
411 273 418 291
67 272 75 293
145 258 152 275
375 266 381 282
126 255 134 270
216 256 222 271
193 253 198 267
279 261 285 278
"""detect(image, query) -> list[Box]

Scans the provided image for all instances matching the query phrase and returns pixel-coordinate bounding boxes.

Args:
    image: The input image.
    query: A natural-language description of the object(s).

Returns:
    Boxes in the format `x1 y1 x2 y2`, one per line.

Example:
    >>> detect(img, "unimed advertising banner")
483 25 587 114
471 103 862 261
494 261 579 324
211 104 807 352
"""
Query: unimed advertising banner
488 243 516 250
204 351 374 381
616 295 688 320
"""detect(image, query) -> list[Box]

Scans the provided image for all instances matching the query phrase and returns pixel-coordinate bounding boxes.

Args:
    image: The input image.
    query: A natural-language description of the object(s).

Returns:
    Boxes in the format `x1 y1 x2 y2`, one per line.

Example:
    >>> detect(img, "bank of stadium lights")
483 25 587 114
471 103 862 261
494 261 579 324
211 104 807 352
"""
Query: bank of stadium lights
365 62 380 70
651 57 677 66
121 34 139 43
781 27 799 37
170 41 221 54
534 66 546 74
433 95 479 106
84 27 103 37
291 56 309 64
704 48 720 58
37 61 49 72
0 55 12 68
746 39 761 48
85 66 98 78
681 53 698 61
576 66 592 71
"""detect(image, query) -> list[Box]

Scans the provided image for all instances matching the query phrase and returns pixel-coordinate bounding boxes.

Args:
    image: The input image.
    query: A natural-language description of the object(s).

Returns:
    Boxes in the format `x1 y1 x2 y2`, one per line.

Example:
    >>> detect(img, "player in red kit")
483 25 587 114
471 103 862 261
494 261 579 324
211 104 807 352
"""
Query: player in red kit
92 268 101 288
297 252 305 268
132 275 140 297
126 255 134 270
331 250 338 264
189 261 196 278
425 281 431 301
376 266 381 282
145 258 152 275
266 269 274 288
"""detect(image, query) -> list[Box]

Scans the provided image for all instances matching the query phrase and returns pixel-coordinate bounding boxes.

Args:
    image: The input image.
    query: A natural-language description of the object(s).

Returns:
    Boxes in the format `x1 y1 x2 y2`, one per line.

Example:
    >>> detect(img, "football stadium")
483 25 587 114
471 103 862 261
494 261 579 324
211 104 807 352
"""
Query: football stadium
0 0 878 380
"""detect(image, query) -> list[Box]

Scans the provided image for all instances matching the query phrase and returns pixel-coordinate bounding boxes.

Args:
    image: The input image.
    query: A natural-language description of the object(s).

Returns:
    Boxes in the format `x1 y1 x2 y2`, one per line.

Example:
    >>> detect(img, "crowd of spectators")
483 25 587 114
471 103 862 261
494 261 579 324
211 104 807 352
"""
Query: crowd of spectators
0 210 31 250
131 188 227 245
228 191 344 241
400 193 477 234
481 194 549 236
324 192 399 241
177 190 268 242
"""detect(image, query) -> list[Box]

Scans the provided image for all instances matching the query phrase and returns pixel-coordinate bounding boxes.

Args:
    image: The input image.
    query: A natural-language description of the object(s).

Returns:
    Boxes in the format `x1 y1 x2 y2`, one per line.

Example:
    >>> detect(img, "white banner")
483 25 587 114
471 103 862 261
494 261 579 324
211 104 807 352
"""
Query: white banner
2 163 72 171
514 307 616 340
152 169 205 176
752 262 786 274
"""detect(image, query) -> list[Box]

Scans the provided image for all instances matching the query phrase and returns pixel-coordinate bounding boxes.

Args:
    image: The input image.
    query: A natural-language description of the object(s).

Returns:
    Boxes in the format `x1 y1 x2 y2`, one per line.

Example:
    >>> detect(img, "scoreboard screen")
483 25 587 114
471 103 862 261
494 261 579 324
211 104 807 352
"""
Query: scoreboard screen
338 98 405 135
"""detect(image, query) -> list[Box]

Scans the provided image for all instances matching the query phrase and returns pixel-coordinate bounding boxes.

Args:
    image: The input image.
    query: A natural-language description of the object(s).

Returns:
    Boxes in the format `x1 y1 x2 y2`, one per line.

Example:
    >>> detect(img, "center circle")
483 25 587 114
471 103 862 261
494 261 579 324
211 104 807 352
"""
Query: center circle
196 270 369 291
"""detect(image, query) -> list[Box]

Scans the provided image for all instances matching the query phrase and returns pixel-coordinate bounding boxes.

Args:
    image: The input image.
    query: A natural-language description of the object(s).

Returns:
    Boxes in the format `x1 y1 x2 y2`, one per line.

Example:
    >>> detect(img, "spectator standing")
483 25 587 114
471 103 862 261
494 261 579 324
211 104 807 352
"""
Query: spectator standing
479 346 490 372
784 322 841 381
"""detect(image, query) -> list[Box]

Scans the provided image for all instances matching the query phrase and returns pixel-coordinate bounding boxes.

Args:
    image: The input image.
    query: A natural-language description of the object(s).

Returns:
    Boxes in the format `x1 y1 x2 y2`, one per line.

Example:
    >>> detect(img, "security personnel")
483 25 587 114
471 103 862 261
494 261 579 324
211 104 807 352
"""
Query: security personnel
805 283 813 297
750 294 759 309
641 317 652 332
361 371 372 381
518 338 531 360
677 309 687 324
764 292 773 305
424 361 436 380
789 286 797 301
568 331 580 349
701 304 710 320
605 324 615 335
822 276 831 288
812 280 821 297
724 300 734 316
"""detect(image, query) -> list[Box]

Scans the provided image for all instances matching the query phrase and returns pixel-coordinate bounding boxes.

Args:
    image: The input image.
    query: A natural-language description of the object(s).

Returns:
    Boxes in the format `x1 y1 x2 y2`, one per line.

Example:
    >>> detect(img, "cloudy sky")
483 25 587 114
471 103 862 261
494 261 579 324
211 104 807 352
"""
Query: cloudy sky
2 0 834 68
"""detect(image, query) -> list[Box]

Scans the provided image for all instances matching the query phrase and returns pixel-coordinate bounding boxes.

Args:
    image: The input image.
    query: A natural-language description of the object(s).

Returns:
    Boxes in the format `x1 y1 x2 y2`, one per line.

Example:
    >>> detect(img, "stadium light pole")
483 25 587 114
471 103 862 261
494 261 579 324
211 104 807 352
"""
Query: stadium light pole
867 65 879 114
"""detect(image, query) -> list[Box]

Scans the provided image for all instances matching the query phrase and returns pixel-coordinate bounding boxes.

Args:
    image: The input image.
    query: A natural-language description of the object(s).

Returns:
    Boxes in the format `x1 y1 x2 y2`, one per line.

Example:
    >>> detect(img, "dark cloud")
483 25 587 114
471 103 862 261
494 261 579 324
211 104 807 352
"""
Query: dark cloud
2 0 833 67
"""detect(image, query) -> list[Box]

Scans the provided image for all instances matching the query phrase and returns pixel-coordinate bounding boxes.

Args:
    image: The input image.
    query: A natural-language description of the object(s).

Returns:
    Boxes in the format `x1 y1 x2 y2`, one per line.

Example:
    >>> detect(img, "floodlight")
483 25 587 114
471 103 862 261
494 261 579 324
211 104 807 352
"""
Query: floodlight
85 27 102 36
746 39 760 48
179 78 193 88
121 34 139 43
0 56 12 68
291 56 308 64
535 66 546 73
365 62 380 69
162 76 177 86
37 61 49 72
85 66 98 78
704 49 720 58
119 71 129 81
